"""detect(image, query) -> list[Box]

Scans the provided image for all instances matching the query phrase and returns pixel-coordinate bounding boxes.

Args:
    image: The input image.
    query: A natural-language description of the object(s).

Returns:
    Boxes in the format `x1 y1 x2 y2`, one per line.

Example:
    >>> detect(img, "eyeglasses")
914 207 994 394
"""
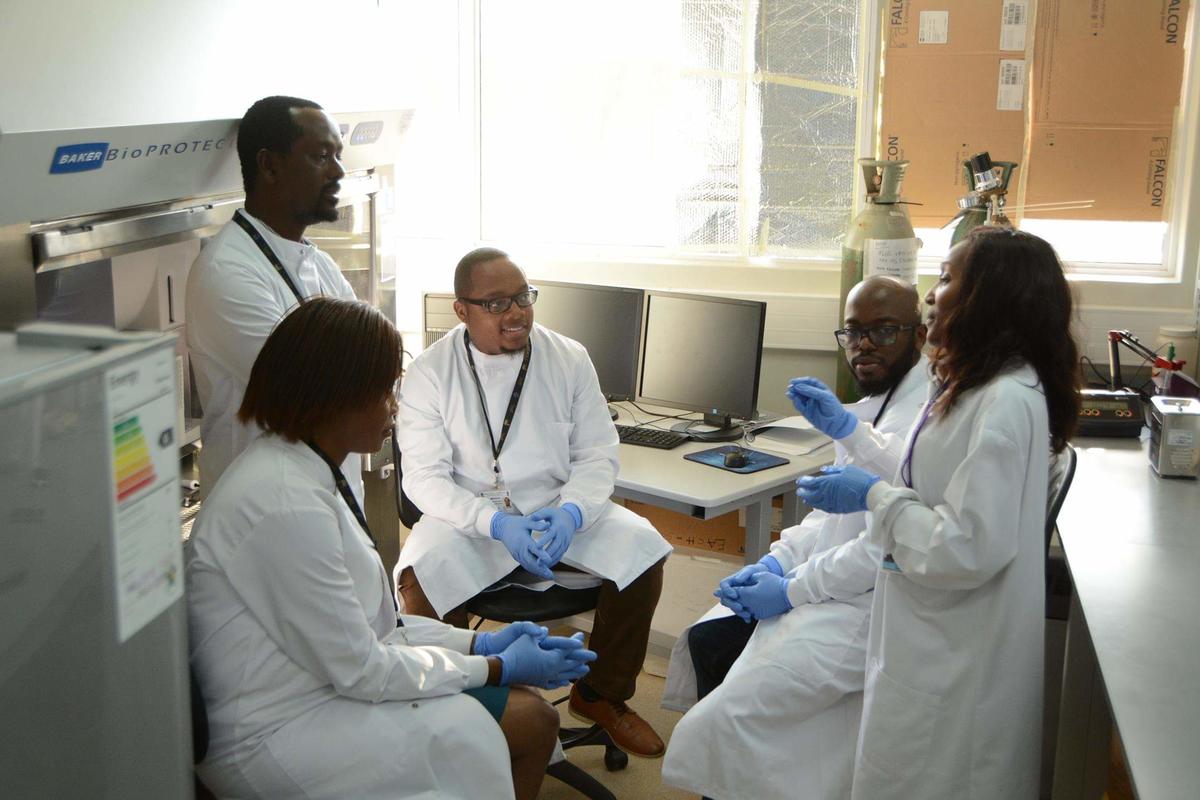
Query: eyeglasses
458 288 539 315
833 324 919 349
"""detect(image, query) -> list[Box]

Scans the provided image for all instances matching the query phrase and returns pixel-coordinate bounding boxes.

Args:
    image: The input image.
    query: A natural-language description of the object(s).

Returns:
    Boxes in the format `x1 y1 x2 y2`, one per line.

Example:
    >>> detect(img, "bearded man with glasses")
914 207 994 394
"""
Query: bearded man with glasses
663 275 934 800
394 248 673 760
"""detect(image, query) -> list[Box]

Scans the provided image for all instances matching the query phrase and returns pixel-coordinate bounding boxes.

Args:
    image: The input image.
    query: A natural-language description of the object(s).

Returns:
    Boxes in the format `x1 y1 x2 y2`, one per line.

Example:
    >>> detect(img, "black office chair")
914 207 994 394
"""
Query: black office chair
190 671 218 800
1044 443 1077 621
393 441 625 799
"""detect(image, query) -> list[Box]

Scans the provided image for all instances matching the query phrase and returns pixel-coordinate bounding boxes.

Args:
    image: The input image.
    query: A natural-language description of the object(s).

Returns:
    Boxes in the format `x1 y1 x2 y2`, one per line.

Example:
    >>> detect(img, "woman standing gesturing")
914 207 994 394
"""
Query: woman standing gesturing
797 226 1080 799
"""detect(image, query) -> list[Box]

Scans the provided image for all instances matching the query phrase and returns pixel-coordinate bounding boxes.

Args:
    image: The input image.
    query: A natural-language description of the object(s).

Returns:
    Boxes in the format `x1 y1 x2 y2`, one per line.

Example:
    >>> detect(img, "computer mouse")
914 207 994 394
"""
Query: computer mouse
724 449 749 469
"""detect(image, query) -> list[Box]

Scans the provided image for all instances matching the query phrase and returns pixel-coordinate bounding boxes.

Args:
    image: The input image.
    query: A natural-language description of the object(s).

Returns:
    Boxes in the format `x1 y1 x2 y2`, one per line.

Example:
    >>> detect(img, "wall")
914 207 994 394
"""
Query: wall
0 0 426 132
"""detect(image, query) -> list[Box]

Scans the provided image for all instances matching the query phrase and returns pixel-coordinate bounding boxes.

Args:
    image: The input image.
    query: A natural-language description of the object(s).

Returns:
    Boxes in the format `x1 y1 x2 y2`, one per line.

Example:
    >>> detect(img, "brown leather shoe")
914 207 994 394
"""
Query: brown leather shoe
568 685 666 759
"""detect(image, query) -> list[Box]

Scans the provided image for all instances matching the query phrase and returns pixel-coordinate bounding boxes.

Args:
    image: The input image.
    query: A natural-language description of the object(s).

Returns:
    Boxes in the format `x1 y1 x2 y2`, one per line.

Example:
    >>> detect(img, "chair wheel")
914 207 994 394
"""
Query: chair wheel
604 746 628 771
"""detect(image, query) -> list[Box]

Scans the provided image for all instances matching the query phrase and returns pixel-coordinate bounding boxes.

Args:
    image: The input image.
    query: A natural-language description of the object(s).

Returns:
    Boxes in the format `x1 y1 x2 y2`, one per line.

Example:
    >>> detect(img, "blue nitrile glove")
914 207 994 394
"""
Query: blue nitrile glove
473 621 548 657
787 377 857 440
735 571 794 621
497 631 597 689
713 556 785 622
795 464 880 514
491 513 555 580
529 503 582 566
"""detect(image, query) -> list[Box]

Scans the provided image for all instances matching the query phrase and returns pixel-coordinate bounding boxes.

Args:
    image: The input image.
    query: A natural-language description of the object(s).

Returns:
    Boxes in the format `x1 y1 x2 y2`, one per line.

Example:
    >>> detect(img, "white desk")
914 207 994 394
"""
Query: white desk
1053 438 1200 800
610 407 834 563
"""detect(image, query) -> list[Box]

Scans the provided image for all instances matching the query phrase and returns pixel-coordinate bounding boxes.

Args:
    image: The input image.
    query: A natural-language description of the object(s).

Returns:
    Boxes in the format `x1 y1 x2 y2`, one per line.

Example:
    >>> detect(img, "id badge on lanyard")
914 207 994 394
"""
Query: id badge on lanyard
481 487 515 513
464 331 531 517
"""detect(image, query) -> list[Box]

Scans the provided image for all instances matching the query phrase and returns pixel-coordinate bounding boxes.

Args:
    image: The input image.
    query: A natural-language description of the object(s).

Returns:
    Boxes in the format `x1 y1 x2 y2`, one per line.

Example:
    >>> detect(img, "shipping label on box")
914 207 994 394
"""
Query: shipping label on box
888 1 1024 53
1000 0 1030 51
996 58 1027 111
1025 126 1173 221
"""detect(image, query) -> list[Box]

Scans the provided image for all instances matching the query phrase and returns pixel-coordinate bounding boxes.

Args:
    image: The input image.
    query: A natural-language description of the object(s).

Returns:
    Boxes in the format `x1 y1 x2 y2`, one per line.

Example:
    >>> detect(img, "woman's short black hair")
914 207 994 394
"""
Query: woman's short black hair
236 95 323 194
238 297 402 442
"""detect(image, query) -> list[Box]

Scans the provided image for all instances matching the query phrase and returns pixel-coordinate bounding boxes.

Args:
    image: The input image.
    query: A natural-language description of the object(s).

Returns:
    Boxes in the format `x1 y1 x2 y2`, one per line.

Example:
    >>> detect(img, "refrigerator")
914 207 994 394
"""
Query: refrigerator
0 323 191 797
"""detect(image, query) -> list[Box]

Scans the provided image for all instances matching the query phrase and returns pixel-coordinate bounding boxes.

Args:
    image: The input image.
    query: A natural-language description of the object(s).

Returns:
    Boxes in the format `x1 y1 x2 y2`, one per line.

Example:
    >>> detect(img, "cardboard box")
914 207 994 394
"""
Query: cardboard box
1032 0 1187 126
623 500 783 557
886 0 1030 53
881 51 1027 227
1024 125 1173 221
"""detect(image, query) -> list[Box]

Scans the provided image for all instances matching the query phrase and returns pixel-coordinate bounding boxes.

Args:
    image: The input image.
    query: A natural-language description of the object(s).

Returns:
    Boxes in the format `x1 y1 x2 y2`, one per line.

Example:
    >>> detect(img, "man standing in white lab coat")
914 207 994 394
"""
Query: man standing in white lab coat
186 95 357 496
395 248 673 759
662 276 930 800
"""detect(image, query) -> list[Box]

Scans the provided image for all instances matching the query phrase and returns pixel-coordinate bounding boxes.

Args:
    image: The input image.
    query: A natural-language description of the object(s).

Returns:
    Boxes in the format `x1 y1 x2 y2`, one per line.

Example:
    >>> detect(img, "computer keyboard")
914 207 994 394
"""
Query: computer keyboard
615 424 689 450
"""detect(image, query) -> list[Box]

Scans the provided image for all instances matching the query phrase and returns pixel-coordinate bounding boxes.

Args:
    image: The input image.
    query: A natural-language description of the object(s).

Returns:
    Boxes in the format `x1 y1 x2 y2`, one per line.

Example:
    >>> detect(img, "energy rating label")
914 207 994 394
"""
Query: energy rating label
112 416 156 502
105 344 182 643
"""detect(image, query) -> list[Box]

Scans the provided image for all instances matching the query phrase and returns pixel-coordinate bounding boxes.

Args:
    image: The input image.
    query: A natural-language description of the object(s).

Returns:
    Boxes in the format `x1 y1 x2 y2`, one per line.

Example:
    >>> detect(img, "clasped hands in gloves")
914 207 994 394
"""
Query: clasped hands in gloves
473 621 597 688
713 557 793 622
490 504 581 580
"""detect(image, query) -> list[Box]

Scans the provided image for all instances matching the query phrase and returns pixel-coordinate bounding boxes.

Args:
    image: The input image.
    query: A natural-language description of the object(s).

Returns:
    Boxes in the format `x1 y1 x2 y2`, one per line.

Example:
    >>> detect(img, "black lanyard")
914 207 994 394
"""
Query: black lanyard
306 440 401 620
306 441 376 547
870 383 899 428
232 210 306 304
900 382 947 488
463 331 532 488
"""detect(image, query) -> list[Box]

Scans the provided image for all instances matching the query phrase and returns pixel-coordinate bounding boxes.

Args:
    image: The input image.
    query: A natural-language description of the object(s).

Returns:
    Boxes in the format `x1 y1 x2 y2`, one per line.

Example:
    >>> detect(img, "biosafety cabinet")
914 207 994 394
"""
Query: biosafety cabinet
0 111 412 792
0 110 411 529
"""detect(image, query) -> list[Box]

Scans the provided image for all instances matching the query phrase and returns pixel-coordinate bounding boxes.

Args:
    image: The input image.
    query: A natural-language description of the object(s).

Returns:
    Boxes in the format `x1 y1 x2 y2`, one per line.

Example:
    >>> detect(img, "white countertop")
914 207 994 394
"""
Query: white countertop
1057 438 1200 799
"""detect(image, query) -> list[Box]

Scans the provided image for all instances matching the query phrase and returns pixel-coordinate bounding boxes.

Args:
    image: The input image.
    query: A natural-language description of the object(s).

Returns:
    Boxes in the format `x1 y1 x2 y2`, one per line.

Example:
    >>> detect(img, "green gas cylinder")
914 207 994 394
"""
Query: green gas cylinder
837 159 918 400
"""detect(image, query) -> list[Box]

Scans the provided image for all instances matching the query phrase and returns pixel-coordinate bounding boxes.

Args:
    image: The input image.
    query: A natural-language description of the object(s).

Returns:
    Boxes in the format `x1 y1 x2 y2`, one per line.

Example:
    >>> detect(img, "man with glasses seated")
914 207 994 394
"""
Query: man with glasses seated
394 248 673 759
662 275 932 800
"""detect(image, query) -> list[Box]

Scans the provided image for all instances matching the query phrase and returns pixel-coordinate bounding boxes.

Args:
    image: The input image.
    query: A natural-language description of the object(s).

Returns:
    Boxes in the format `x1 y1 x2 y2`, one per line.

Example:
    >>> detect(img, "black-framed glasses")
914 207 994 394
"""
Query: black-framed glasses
833 324 918 349
458 287 539 314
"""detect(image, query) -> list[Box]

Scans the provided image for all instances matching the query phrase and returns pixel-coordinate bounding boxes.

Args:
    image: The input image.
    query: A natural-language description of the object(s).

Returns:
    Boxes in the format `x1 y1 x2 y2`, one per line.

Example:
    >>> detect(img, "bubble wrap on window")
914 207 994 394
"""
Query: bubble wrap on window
758 0 860 87
758 82 857 252
675 75 744 248
680 0 745 73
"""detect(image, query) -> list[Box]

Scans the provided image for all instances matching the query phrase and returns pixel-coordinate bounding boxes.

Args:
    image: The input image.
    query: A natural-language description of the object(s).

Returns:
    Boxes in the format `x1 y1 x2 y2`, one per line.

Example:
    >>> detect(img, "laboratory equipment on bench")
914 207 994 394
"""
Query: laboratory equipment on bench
615 424 688 450
0 323 190 798
947 152 1018 245
1077 329 1190 437
1077 389 1145 437
838 158 918 400
1148 396 1200 478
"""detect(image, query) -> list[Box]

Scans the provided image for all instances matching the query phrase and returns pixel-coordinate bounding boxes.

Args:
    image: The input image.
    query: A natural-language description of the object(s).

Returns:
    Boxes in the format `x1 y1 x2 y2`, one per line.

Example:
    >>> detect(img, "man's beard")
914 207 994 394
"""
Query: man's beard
307 203 341 225
853 352 915 397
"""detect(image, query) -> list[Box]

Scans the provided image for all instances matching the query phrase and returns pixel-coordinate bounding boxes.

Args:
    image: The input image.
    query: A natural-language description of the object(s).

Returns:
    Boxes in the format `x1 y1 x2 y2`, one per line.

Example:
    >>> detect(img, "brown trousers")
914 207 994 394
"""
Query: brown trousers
398 558 665 702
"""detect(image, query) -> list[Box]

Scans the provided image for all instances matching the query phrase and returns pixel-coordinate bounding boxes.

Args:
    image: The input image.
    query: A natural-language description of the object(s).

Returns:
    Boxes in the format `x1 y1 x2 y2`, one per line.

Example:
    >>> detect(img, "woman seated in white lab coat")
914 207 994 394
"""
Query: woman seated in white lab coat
186 297 595 800
797 226 1080 800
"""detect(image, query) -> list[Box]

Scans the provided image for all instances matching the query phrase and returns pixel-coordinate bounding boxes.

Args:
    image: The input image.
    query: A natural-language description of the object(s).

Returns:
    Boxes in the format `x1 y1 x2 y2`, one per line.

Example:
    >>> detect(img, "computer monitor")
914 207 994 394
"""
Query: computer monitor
530 279 644 402
638 290 766 441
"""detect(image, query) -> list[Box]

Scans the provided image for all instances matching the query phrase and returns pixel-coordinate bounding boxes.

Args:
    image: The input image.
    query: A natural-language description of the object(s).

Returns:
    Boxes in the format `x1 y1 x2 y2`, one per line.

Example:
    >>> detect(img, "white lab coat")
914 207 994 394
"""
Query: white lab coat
395 324 671 617
185 210 360 497
187 435 513 800
853 363 1048 800
661 358 931 800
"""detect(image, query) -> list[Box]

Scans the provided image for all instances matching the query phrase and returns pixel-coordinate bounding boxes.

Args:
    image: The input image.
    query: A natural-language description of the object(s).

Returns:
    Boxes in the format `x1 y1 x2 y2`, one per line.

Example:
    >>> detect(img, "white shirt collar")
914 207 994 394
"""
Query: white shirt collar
239 209 316 266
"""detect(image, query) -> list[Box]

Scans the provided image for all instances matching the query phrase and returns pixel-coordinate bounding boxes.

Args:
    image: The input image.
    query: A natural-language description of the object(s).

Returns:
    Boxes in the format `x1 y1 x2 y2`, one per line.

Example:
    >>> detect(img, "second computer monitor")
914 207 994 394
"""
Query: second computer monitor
531 279 644 401
638 290 766 432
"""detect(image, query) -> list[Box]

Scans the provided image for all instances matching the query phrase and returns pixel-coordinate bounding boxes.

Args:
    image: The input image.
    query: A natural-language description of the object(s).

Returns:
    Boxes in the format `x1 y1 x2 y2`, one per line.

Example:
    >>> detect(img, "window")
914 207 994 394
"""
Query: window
477 0 864 257
401 0 1198 280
